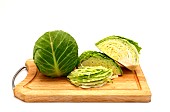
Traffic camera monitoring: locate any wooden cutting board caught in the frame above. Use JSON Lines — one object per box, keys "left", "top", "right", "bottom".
{"left": 13, "top": 59, "right": 151, "bottom": 102}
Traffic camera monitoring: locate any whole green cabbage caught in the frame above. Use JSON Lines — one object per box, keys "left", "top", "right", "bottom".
{"left": 33, "top": 30, "right": 78, "bottom": 77}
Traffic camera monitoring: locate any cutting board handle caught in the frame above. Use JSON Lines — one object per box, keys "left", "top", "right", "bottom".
{"left": 12, "top": 66, "right": 27, "bottom": 89}
{"left": 12, "top": 59, "right": 36, "bottom": 90}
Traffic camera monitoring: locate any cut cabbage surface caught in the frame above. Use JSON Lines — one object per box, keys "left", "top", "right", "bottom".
{"left": 96, "top": 36, "right": 142, "bottom": 70}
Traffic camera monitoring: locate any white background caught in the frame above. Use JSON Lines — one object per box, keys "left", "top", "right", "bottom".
{"left": 0, "top": 0, "right": 170, "bottom": 111}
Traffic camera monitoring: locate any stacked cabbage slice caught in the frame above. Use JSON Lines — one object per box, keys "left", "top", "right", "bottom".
{"left": 67, "top": 66, "right": 113, "bottom": 88}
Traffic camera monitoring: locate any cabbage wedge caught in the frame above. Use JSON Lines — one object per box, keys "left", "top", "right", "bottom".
{"left": 96, "top": 36, "right": 142, "bottom": 70}
{"left": 78, "top": 50, "right": 122, "bottom": 77}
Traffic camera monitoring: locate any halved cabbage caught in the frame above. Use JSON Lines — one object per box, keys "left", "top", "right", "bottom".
{"left": 78, "top": 50, "right": 122, "bottom": 77}
{"left": 95, "top": 36, "right": 142, "bottom": 70}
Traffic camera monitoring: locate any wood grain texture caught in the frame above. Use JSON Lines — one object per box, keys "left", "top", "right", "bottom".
{"left": 13, "top": 59, "right": 151, "bottom": 102}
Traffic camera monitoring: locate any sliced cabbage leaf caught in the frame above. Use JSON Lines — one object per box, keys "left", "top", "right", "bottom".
{"left": 78, "top": 50, "right": 122, "bottom": 77}
{"left": 33, "top": 30, "right": 78, "bottom": 77}
{"left": 67, "top": 66, "right": 113, "bottom": 88}
{"left": 95, "top": 36, "right": 141, "bottom": 70}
